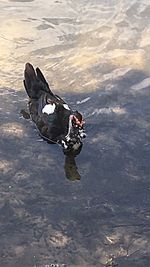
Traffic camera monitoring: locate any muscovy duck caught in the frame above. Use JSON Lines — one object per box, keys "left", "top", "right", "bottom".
{"left": 23, "top": 63, "right": 86, "bottom": 155}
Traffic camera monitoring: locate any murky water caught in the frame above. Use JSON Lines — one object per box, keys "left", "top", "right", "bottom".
{"left": 0, "top": 0, "right": 150, "bottom": 266}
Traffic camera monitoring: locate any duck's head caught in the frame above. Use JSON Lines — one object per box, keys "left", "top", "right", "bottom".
{"left": 61, "top": 111, "right": 86, "bottom": 156}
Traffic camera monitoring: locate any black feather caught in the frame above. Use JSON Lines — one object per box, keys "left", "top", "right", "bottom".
{"left": 36, "top": 67, "right": 53, "bottom": 95}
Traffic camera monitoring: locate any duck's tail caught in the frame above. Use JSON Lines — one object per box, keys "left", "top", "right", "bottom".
{"left": 23, "top": 63, "right": 53, "bottom": 99}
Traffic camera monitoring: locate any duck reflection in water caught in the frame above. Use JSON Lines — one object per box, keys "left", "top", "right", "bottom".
{"left": 64, "top": 144, "right": 82, "bottom": 181}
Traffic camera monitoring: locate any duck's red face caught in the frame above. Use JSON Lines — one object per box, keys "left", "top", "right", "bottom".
{"left": 72, "top": 115, "right": 85, "bottom": 127}
{"left": 61, "top": 111, "right": 86, "bottom": 155}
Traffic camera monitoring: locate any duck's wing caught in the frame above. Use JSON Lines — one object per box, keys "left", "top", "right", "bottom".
{"left": 24, "top": 63, "right": 36, "bottom": 98}
{"left": 36, "top": 67, "right": 54, "bottom": 96}
{"left": 23, "top": 63, "right": 54, "bottom": 99}
{"left": 54, "top": 94, "right": 66, "bottom": 104}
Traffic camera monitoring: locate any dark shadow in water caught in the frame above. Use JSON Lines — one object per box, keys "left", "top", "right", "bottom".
{"left": 64, "top": 155, "right": 81, "bottom": 181}
{"left": 0, "top": 69, "right": 150, "bottom": 267}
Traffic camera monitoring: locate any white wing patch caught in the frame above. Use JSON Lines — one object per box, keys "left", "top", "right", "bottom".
{"left": 42, "top": 103, "right": 56, "bottom": 115}
{"left": 63, "top": 104, "right": 70, "bottom": 110}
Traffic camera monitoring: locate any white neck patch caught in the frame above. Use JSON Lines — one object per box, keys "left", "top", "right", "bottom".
{"left": 65, "top": 115, "right": 73, "bottom": 141}
{"left": 42, "top": 103, "right": 56, "bottom": 115}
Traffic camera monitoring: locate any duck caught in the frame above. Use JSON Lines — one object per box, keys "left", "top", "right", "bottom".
{"left": 23, "top": 63, "right": 86, "bottom": 155}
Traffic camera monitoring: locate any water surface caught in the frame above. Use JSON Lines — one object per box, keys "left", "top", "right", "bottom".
{"left": 0, "top": 0, "right": 150, "bottom": 266}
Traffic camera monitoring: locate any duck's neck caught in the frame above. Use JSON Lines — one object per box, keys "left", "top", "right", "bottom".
{"left": 65, "top": 115, "right": 74, "bottom": 141}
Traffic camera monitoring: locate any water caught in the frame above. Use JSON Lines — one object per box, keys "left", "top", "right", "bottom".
{"left": 0, "top": 0, "right": 150, "bottom": 266}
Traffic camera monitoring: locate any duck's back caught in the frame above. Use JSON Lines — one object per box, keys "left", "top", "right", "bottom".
{"left": 24, "top": 63, "right": 72, "bottom": 142}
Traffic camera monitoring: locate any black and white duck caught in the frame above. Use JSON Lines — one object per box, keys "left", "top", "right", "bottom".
{"left": 23, "top": 63, "right": 86, "bottom": 155}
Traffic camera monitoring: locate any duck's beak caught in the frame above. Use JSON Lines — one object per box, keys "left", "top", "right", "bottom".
{"left": 62, "top": 141, "right": 83, "bottom": 156}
